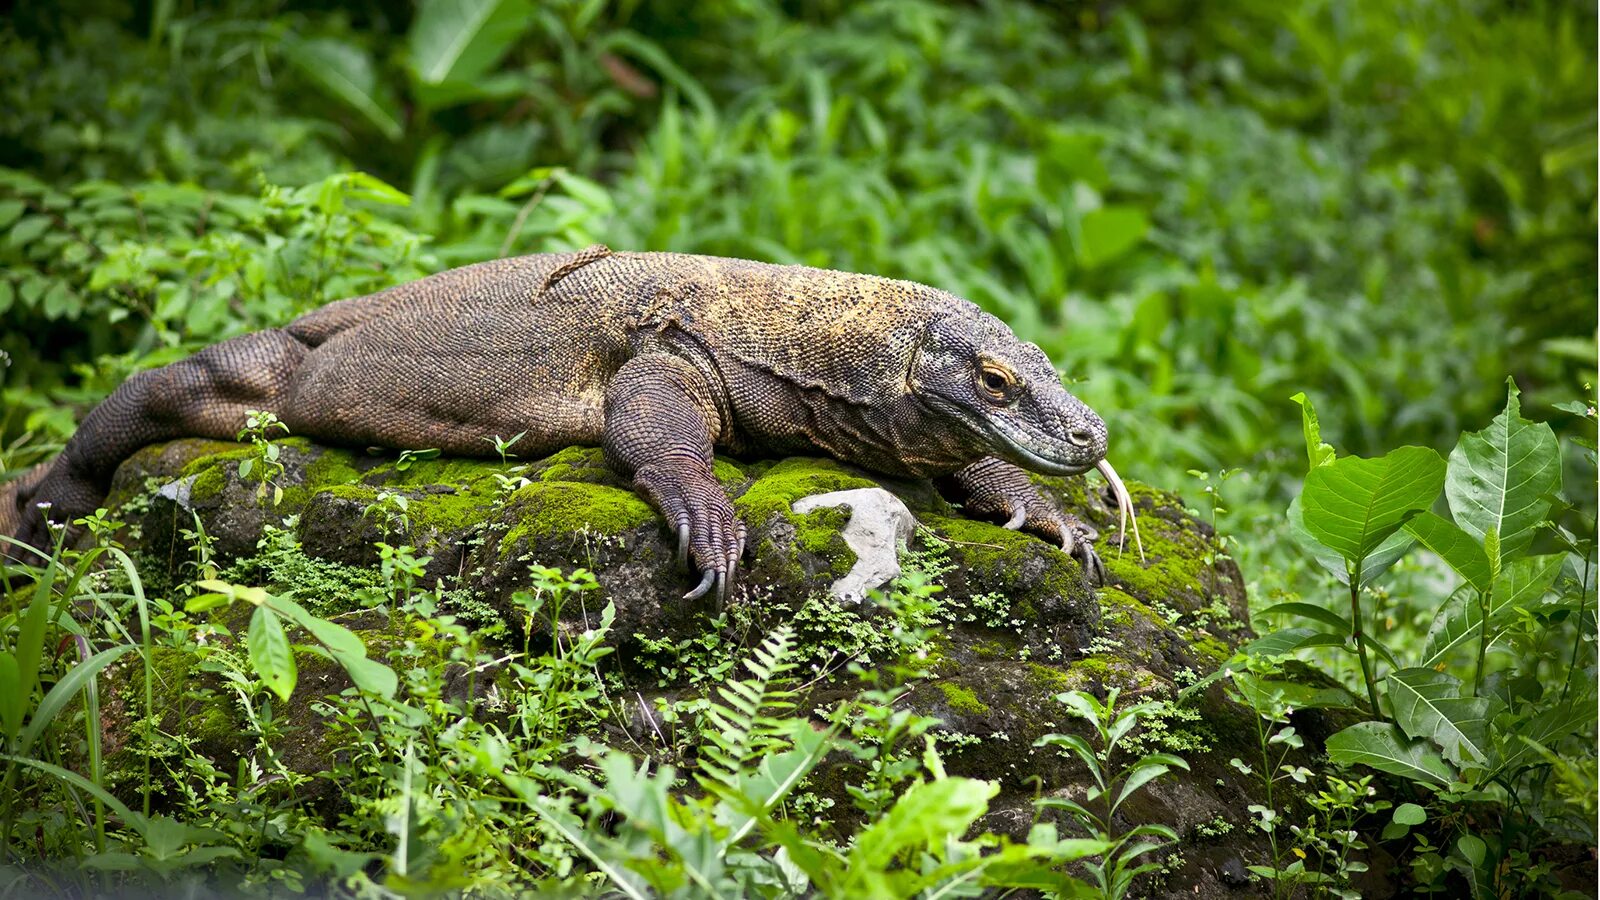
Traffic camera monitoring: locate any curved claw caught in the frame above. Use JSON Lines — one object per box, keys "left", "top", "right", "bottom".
{"left": 1003, "top": 507, "right": 1027, "bottom": 530}
{"left": 684, "top": 568, "right": 716, "bottom": 601}
{"left": 676, "top": 524, "right": 690, "bottom": 570}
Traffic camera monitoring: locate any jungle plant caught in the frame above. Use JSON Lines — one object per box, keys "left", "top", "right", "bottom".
{"left": 236, "top": 409, "right": 290, "bottom": 506}
{"left": 1034, "top": 688, "right": 1191, "bottom": 900}
{"left": 1252, "top": 385, "right": 1597, "bottom": 895}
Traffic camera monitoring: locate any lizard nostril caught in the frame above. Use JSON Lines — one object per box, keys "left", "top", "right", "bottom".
{"left": 1067, "top": 429, "right": 1094, "bottom": 447}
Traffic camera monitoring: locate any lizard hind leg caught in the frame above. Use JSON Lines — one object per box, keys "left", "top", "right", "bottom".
{"left": 7, "top": 329, "right": 310, "bottom": 558}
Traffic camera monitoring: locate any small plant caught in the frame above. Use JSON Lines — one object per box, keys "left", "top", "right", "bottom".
{"left": 236, "top": 410, "right": 290, "bottom": 506}
{"left": 1035, "top": 688, "right": 1190, "bottom": 900}
{"left": 394, "top": 447, "right": 440, "bottom": 471}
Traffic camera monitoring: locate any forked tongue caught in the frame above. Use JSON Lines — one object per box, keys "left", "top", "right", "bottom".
{"left": 1095, "top": 458, "right": 1145, "bottom": 563}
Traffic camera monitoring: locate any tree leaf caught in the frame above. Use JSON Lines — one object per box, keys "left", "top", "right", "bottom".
{"left": 1325, "top": 722, "right": 1455, "bottom": 785}
{"left": 1288, "top": 494, "right": 1416, "bottom": 584}
{"left": 1493, "top": 702, "right": 1598, "bottom": 776}
{"left": 1385, "top": 668, "right": 1492, "bottom": 766}
{"left": 1445, "top": 379, "right": 1561, "bottom": 562}
{"left": 1075, "top": 205, "right": 1148, "bottom": 269}
{"left": 846, "top": 777, "right": 997, "bottom": 877}
{"left": 1421, "top": 554, "right": 1565, "bottom": 667}
{"left": 408, "top": 0, "right": 536, "bottom": 90}
{"left": 1290, "top": 392, "right": 1336, "bottom": 470}
{"left": 1257, "top": 602, "right": 1351, "bottom": 635}
{"left": 281, "top": 37, "right": 404, "bottom": 142}
{"left": 1404, "top": 511, "right": 1492, "bottom": 593}
{"left": 247, "top": 606, "right": 297, "bottom": 702}
{"left": 1240, "top": 627, "right": 1346, "bottom": 658}
{"left": 1301, "top": 446, "right": 1445, "bottom": 568}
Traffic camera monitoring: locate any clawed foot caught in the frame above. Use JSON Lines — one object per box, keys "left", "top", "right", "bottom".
{"left": 955, "top": 458, "right": 1107, "bottom": 586}
{"left": 632, "top": 462, "right": 746, "bottom": 605}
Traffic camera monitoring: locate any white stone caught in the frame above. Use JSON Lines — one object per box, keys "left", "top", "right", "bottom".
{"left": 791, "top": 488, "right": 917, "bottom": 604}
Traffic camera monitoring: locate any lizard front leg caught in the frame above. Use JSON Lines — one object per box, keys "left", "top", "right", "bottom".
{"left": 949, "top": 457, "right": 1106, "bottom": 585}
{"left": 602, "top": 353, "right": 745, "bottom": 604}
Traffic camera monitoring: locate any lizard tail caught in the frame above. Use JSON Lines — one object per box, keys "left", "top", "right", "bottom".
{"left": 0, "top": 459, "right": 53, "bottom": 546}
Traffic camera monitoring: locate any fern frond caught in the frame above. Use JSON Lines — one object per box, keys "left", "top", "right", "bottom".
{"left": 696, "top": 626, "right": 798, "bottom": 796}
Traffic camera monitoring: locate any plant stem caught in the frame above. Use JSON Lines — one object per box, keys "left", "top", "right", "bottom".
{"left": 1473, "top": 587, "right": 1490, "bottom": 696}
{"left": 1558, "top": 555, "right": 1592, "bottom": 706}
{"left": 1348, "top": 570, "right": 1382, "bottom": 720}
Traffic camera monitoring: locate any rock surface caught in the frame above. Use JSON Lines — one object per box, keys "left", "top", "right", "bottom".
{"left": 90, "top": 437, "right": 1335, "bottom": 897}
{"left": 791, "top": 487, "right": 916, "bottom": 603}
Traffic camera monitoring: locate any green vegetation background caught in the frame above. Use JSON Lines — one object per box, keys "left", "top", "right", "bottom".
{"left": 1, "top": 0, "right": 1594, "bottom": 588}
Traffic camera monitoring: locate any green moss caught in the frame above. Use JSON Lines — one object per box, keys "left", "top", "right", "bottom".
{"left": 499, "top": 481, "right": 655, "bottom": 557}
{"left": 144, "top": 646, "right": 237, "bottom": 747}
{"left": 712, "top": 457, "right": 749, "bottom": 488}
{"left": 936, "top": 681, "right": 991, "bottom": 715}
{"left": 733, "top": 458, "right": 877, "bottom": 525}
{"left": 1026, "top": 662, "right": 1072, "bottom": 693}
{"left": 302, "top": 447, "right": 361, "bottom": 489}
{"left": 187, "top": 466, "right": 229, "bottom": 503}
{"left": 923, "top": 514, "right": 1093, "bottom": 611}
{"left": 1098, "top": 587, "right": 1162, "bottom": 630}
{"left": 793, "top": 506, "right": 858, "bottom": 578}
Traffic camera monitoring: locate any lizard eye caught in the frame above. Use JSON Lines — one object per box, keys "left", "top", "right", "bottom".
{"left": 978, "top": 364, "right": 1015, "bottom": 401}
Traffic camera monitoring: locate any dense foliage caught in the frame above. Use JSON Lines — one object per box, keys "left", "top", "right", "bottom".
{"left": 0, "top": 0, "right": 1594, "bottom": 896}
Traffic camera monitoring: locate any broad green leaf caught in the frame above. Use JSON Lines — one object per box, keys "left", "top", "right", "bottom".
{"left": 285, "top": 603, "right": 399, "bottom": 700}
{"left": 1421, "top": 554, "right": 1565, "bottom": 667}
{"left": 1240, "top": 627, "right": 1345, "bottom": 658}
{"left": 1257, "top": 601, "right": 1351, "bottom": 635}
{"left": 1393, "top": 802, "right": 1427, "bottom": 826}
{"left": 1493, "top": 702, "right": 1598, "bottom": 775}
{"left": 1231, "top": 672, "right": 1358, "bottom": 711}
{"left": 1385, "top": 668, "right": 1492, "bottom": 766}
{"left": 408, "top": 0, "right": 536, "bottom": 90}
{"left": 248, "top": 606, "right": 296, "bottom": 702}
{"left": 1301, "top": 446, "right": 1445, "bottom": 567}
{"left": 1445, "top": 379, "right": 1561, "bottom": 562}
{"left": 1404, "top": 512, "right": 1492, "bottom": 593}
{"left": 1288, "top": 494, "right": 1416, "bottom": 584}
{"left": 847, "top": 777, "right": 997, "bottom": 876}
{"left": 281, "top": 38, "right": 404, "bottom": 142}
{"left": 1290, "top": 392, "right": 1336, "bottom": 470}
{"left": 1075, "top": 205, "right": 1148, "bottom": 269}
{"left": 1325, "top": 722, "right": 1455, "bottom": 785}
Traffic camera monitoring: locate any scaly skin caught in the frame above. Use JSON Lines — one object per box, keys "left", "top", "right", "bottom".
{"left": 2, "top": 246, "right": 1111, "bottom": 600}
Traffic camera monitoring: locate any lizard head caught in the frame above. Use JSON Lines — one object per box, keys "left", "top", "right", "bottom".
{"left": 909, "top": 313, "right": 1108, "bottom": 475}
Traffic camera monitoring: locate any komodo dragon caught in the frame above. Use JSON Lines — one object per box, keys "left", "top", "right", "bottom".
{"left": 2, "top": 245, "right": 1143, "bottom": 600}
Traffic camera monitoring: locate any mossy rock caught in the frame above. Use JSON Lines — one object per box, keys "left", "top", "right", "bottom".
{"left": 94, "top": 438, "right": 1287, "bottom": 896}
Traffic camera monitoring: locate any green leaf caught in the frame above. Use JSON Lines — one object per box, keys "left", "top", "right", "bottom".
{"left": 281, "top": 37, "right": 404, "bottom": 142}
{"left": 408, "top": 0, "right": 536, "bottom": 90}
{"left": 1230, "top": 672, "right": 1358, "bottom": 711}
{"left": 1393, "top": 802, "right": 1427, "bottom": 826}
{"left": 0, "top": 199, "right": 24, "bottom": 230}
{"left": 1404, "top": 512, "right": 1492, "bottom": 593}
{"left": 1445, "top": 379, "right": 1561, "bottom": 562}
{"left": 1290, "top": 392, "right": 1336, "bottom": 470}
{"left": 1325, "top": 722, "right": 1455, "bottom": 785}
{"left": 1075, "top": 205, "right": 1149, "bottom": 269}
{"left": 1385, "top": 668, "right": 1492, "bottom": 766}
{"left": 1493, "top": 702, "right": 1597, "bottom": 775}
{"left": 0, "top": 652, "right": 22, "bottom": 742}
{"left": 1257, "top": 602, "right": 1351, "bottom": 635}
{"left": 1421, "top": 554, "right": 1565, "bottom": 667}
{"left": 1240, "top": 627, "right": 1346, "bottom": 658}
{"left": 1300, "top": 446, "right": 1445, "bottom": 567}
{"left": 846, "top": 777, "right": 997, "bottom": 878}
{"left": 17, "top": 644, "right": 138, "bottom": 759}
{"left": 1289, "top": 494, "right": 1416, "bottom": 584}
{"left": 247, "top": 606, "right": 296, "bottom": 702}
